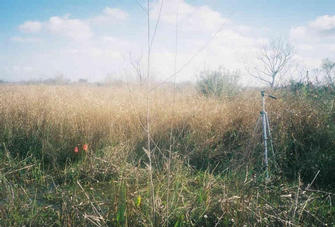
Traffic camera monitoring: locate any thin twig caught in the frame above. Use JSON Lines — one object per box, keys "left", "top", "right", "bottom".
{"left": 166, "top": 3, "right": 179, "bottom": 226}
{"left": 150, "top": 0, "right": 164, "bottom": 49}
{"left": 305, "top": 170, "right": 320, "bottom": 190}
{"left": 150, "top": 23, "right": 226, "bottom": 92}
{"left": 77, "top": 180, "right": 105, "bottom": 225}
{"left": 146, "top": 0, "right": 155, "bottom": 225}
{"left": 4, "top": 164, "right": 35, "bottom": 176}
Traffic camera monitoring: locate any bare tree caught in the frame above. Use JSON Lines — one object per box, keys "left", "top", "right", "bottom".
{"left": 249, "top": 39, "right": 294, "bottom": 88}
{"left": 128, "top": 53, "right": 145, "bottom": 85}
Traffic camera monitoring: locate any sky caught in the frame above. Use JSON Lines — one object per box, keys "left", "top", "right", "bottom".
{"left": 1, "top": 0, "right": 335, "bottom": 83}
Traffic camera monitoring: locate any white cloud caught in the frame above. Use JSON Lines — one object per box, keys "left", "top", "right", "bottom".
{"left": 18, "top": 16, "right": 94, "bottom": 41}
{"left": 151, "top": 0, "right": 228, "bottom": 33}
{"left": 12, "top": 7, "right": 134, "bottom": 81}
{"left": 8, "top": 2, "right": 335, "bottom": 86}
{"left": 19, "top": 21, "right": 42, "bottom": 33}
{"left": 289, "top": 15, "right": 335, "bottom": 68}
{"left": 11, "top": 36, "right": 42, "bottom": 43}
{"left": 2, "top": 65, "right": 41, "bottom": 81}
{"left": 290, "top": 15, "right": 335, "bottom": 41}
{"left": 46, "top": 16, "right": 93, "bottom": 41}
{"left": 103, "top": 7, "right": 128, "bottom": 20}
{"left": 90, "top": 7, "right": 128, "bottom": 25}
{"left": 17, "top": 7, "right": 128, "bottom": 42}
{"left": 290, "top": 26, "right": 307, "bottom": 40}
{"left": 309, "top": 15, "right": 335, "bottom": 34}
{"left": 147, "top": 0, "right": 265, "bottom": 83}
{"left": 9, "top": 1, "right": 266, "bottom": 83}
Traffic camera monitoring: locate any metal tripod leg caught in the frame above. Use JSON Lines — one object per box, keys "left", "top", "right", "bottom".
{"left": 265, "top": 112, "right": 279, "bottom": 170}
{"left": 253, "top": 111, "right": 276, "bottom": 179}
{"left": 261, "top": 111, "right": 269, "bottom": 179}
{"left": 260, "top": 90, "right": 277, "bottom": 180}
{"left": 265, "top": 112, "right": 275, "bottom": 158}
{"left": 253, "top": 116, "right": 261, "bottom": 137}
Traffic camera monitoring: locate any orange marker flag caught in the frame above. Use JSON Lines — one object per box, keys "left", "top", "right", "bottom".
{"left": 83, "top": 144, "right": 88, "bottom": 152}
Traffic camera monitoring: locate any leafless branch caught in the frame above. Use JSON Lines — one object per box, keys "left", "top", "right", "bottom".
{"left": 250, "top": 38, "right": 294, "bottom": 88}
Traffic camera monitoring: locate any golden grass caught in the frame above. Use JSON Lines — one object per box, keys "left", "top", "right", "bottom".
{"left": 0, "top": 84, "right": 329, "bottom": 172}
{"left": 0, "top": 84, "right": 334, "bottom": 226}
{"left": 0, "top": 85, "right": 258, "bottom": 160}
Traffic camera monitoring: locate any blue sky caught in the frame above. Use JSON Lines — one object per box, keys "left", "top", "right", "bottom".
{"left": 2, "top": 0, "right": 335, "bottom": 35}
{"left": 2, "top": 0, "right": 334, "bottom": 30}
{"left": 1, "top": 0, "right": 335, "bottom": 83}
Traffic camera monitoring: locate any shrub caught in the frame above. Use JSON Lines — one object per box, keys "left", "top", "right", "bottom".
{"left": 196, "top": 67, "right": 240, "bottom": 98}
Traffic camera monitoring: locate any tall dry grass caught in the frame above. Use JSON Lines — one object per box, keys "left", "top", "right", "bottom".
{"left": 0, "top": 84, "right": 334, "bottom": 226}
{"left": 0, "top": 85, "right": 256, "bottom": 166}
{"left": 0, "top": 84, "right": 333, "bottom": 182}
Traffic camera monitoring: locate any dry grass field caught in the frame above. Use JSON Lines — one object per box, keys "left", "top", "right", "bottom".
{"left": 0, "top": 84, "right": 334, "bottom": 226}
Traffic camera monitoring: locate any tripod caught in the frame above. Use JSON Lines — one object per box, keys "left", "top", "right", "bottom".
{"left": 255, "top": 91, "right": 277, "bottom": 179}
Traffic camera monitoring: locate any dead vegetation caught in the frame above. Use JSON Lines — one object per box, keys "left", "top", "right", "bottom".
{"left": 0, "top": 84, "right": 334, "bottom": 226}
